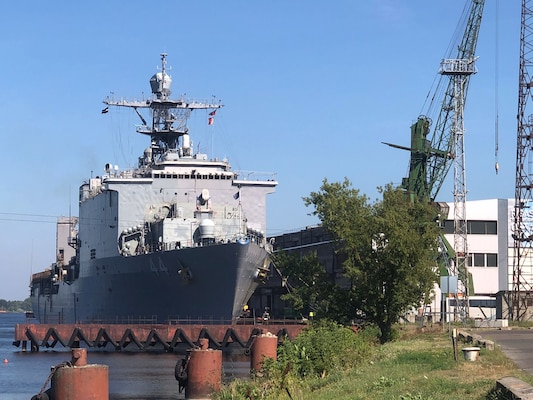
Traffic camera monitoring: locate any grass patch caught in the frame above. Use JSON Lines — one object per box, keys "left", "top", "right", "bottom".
{"left": 216, "top": 324, "right": 533, "bottom": 400}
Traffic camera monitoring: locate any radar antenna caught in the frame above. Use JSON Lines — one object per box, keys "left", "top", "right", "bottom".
{"left": 102, "top": 53, "right": 223, "bottom": 164}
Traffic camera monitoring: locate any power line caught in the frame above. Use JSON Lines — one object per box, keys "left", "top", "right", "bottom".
{"left": 0, "top": 212, "right": 59, "bottom": 219}
{"left": 0, "top": 218, "right": 57, "bottom": 224}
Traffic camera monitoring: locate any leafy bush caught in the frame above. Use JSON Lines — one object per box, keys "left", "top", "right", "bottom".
{"left": 275, "top": 320, "right": 373, "bottom": 378}
{"left": 216, "top": 320, "right": 376, "bottom": 399}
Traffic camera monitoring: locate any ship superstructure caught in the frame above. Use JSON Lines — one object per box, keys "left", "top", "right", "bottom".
{"left": 30, "top": 54, "right": 277, "bottom": 324}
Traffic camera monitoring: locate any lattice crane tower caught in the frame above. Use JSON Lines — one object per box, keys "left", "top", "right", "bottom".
{"left": 441, "top": 56, "right": 477, "bottom": 319}
{"left": 512, "top": 0, "right": 533, "bottom": 321}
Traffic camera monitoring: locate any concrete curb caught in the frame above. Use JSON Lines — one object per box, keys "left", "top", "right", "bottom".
{"left": 497, "top": 376, "right": 533, "bottom": 400}
{"left": 457, "top": 330, "right": 495, "bottom": 350}
{"left": 457, "top": 330, "right": 533, "bottom": 399}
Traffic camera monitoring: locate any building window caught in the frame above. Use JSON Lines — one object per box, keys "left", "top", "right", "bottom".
{"left": 443, "top": 220, "right": 453, "bottom": 234}
{"left": 473, "top": 253, "right": 485, "bottom": 267}
{"left": 443, "top": 220, "right": 497, "bottom": 235}
{"left": 486, "top": 221, "right": 497, "bottom": 234}
{"left": 468, "top": 220, "right": 497, "bottom": 234}
{"left": 486, "top": 253, "right": 498, "bottom": 267}
{"left": 468, "top": 253, "right": 498, "bottom": 268}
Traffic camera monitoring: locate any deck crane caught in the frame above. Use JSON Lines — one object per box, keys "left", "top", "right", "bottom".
{"left": 384, "top": 0, "right": 484, "bottom": 321}
{"left": 512, "top": 0, "right": 533, "bottom": 320}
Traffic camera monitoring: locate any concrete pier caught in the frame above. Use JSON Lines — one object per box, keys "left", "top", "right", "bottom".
{"left": 13, "top": 322, "right": 307, "bottom": 352}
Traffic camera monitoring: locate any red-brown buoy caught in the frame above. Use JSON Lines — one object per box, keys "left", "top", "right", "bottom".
{"left": 251, "top": 332, "right": 278, "bottom": 371}
{"left": 185, "top": 338, "right": 222, "bottom": 399}
{"left": 51, "top": 348, "right": 108, "bottom": 400}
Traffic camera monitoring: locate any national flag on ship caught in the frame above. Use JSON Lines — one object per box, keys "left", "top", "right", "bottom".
{"left": 208, "top": 109, "right": 217, "bottom": 125}
{"left": 233, "top": 191, "right": 240, "bottom": 200}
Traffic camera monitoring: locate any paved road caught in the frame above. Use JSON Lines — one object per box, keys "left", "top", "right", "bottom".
{"left": 478, "top": 329, "right": 533, "bottom": 374}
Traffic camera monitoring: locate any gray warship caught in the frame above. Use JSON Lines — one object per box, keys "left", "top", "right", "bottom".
{"left": 30, "top": 53, "right": 277, "bottom": 324}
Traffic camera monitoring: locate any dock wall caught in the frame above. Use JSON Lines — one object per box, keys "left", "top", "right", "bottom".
{"left": 13, "top": 323, "right": 307, "bottom": 352}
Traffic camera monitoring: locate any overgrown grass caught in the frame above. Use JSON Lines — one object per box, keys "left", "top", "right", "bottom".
{"left": 215, "top": 323, "right": 533, "bottom": 400}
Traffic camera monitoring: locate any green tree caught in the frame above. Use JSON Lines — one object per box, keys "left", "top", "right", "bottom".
{"left": 304, "top": 179, "right": 440, "bottom": 343}
{"left": 273, "top": 252, "right": 353, "bottom": 323}
{"left": 0, "top": 298, "right": 32, "bottom": 312}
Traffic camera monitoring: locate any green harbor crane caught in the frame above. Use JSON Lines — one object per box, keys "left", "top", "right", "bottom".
{"left": 384, "top": 0, "right": 485, "bottom": 321}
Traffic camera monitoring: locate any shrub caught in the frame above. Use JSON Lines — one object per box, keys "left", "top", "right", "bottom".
{"left": 274, "top": 320, "right": 373, "bottom": 378}
{"left": 215, "top": 320, "right": 377, "bottom": 399}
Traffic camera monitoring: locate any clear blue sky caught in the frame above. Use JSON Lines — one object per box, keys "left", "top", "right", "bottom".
{"left": 0, "top": 1, "right": 519, "bottom": 300}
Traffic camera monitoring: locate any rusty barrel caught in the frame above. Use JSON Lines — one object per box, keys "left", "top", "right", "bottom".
{"left": 51, "top": 348, "right": 108, "bottom": 400}
{"left": 251, "top": 332, "right": 278, "bottom": 371}
{"left": 186, "top": 338, "right": 222, "bottom": 399}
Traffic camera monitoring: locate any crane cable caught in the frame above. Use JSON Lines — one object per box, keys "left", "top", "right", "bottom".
{"left": 495, "top": 0, "right": 500, "bottom": 175}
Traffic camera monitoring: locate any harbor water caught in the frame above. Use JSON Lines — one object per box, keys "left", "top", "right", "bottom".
{"left": 0, "top": 313, "right": 250, "bottom": 399}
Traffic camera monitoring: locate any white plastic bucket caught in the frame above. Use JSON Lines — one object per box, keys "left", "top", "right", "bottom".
{"left": 462, "top": 347, "right": 480, "bottom": 361}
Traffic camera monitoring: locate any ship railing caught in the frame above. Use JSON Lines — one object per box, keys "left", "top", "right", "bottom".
{"left": 104, "top": 96, "right": 222, "bottom": 109}
{"left": 233, "top": 170, "right": 277, "bottom": 182}
{"left": 166, "top": 316, "right": 233, "bottom": 325}
{"left": 165, "top": 316, "right": 309, "bottom": 326}
{"left": 144, "top": 232, "right": 267, "bottom": 255}
{"left": 86, "top": 315, "right": 159, "bottom": 324}
{"left": 235, "top": 316, "right": 309, "bottom": 326}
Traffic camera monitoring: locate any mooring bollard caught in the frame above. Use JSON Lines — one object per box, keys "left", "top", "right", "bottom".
{"left": 51, "top": 348, "right": 109, "bottom": 400}
{"left": 250, "top": 331, "right": 278, "bottom": 372}
{"left": 182, "top": 338, "right": 222, "bottom": 399}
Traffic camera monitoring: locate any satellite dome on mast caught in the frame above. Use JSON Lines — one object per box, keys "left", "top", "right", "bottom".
{"left": 149, "top": 53, "right": 172, "bottom": 98}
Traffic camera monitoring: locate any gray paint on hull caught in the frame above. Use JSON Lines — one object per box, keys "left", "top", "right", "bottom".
{"left": 32, "top": 241, "right": 267, "bottom": 324}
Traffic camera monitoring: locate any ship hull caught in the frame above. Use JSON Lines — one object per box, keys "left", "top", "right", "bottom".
{"left": 31, "top": 240, "right": 267, "bottom": 324}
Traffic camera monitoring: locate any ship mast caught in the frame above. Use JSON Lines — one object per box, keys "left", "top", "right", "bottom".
{"left": 103, "top": 53, "right": 223, "bottom": 164}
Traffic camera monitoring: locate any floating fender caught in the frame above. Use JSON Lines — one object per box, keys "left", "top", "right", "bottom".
{"left": 176, "top": 370, "right": 188, "bottom": 383}
{"left": 175, "top": 358, "right": 188, "bottom": 381}
{"left": 175, "top": 358, "right": 188, "bottom": 393}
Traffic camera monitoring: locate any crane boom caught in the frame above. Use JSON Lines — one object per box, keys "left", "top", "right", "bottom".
{"left": 427, "top": 2, "right": 484, "bottom": 201}
{"left": 385, "top": 1, "right": 484, "bottom": 201}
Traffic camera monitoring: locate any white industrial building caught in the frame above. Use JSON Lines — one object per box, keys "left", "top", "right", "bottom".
{"left": 444, "top": 199, "right": 505, "bottom": 295}
{"left": 427, "top": 198, "right": 533, "bottom": 321}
